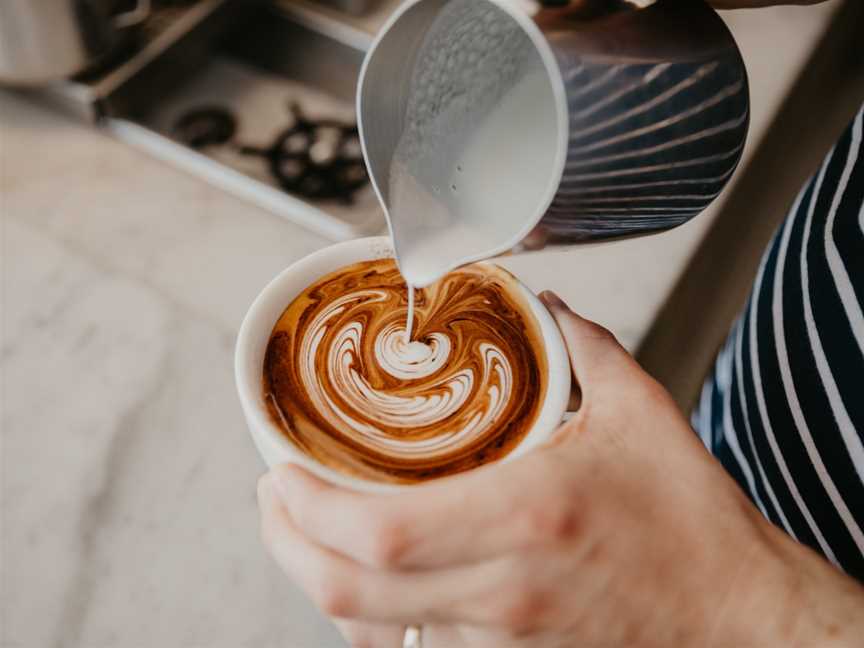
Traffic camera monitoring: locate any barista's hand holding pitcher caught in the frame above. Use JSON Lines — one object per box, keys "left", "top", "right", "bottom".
{"left": 257, "top": 292, "right": 864, "bottom": 648}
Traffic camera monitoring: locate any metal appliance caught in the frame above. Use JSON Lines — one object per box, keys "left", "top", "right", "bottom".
{"left": 0, "top": 0, "right": 152, "bottom": 84}
{"left": 358, "top": 0, "right": 749, "bottom": 250}
{"left": 12, "top": 0, "right": 389, "bottom": 239}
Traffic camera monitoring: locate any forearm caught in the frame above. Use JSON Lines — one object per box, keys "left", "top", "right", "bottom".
{"left": 781, "top": 546, "right": 864, "bottom": 646}
{"left": 728, "top": 524, "right": 864, "bottom": 647}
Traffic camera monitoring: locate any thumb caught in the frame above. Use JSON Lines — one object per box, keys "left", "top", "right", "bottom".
{"left": 539, "top": 291, "right": 638, "bottom": 399}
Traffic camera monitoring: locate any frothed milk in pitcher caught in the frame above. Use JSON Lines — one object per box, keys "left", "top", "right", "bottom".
{"left": 375, "top": 0, "right": 564, "bottom": 290}
{"left": 359, "top": 0, "right": 749, "bottom": 336}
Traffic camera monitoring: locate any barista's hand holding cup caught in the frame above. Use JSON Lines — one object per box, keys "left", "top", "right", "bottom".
{"left": 236, "top": 236, "right": 571, "bottom": 492}
{"left": 243, "top": 246, "right": 864, "bottom": 648}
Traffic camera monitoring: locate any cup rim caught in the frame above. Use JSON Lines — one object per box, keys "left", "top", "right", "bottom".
{"left": 235, "top": 236, "right": 571, "bottom": 493}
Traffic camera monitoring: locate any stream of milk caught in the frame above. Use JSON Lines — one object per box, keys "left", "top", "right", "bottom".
{"left": 381, "top": 0, "right": 560, "bottom": 340}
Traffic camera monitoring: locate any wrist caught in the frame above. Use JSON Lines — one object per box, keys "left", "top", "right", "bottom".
{"left": 723, "top": 522, "right": 864, "bottom": 647}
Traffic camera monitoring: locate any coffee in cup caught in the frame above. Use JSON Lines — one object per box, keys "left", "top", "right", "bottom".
{"left": 236, "top": 237, "right": 570, "bottom": 492}
{"left": 263, "top": 258, "right": 547, "bottom": 484}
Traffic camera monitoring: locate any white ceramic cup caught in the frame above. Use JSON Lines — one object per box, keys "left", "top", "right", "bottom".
{"left": 235, "top": 236, "right": 571, "bottom": 493}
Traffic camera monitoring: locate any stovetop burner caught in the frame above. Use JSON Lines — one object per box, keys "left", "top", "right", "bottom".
{"left": 173, "top": 101, "right": 368, "bottom": 204}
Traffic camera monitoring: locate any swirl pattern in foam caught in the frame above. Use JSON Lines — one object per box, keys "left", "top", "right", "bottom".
{"left": 263, "top": 259, "right": 547, "bottom": 483}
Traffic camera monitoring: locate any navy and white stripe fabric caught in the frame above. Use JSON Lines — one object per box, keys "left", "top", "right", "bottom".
{"left": 693, "top": 104, "right": 864, "bottom": 582}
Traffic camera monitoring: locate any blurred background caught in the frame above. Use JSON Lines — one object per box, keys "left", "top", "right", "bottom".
{"left": 1, "top": 0, "right": 863, "bottom": 646}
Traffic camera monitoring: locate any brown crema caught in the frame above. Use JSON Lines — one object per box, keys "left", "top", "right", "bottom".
{"left": 263, "top": 258, "right": 547, "bottom": 484}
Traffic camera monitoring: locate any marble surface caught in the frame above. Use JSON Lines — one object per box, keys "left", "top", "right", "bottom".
{"left": 1, "top": 91, "right": 345, "bottom": 648}
{"left": 0, "top": 3, "right": 840, "bottom": 647}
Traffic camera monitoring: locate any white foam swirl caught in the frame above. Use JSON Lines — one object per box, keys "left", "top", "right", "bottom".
{"left": 375, "top": 322, "right": 450, "bottom": 379}
{"left": 295, "top": 289, "right": 515, "bottom": 459}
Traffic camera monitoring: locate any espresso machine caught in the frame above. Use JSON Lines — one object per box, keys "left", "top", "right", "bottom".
{"left": 1, "top": 0, "right": 390, "bottom": 239}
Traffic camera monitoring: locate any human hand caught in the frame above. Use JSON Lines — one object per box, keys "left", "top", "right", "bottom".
{"left": 257, "top": 292, "right": 864, "bottom": 647}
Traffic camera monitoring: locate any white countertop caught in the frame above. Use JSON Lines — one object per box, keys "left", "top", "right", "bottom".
{"left": 0, "top": 2, "right": 841, "bottom": 647}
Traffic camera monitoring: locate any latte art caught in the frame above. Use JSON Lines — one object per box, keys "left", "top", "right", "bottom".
{"left": 264, "top": 259, "right": 546, "bottom": 483}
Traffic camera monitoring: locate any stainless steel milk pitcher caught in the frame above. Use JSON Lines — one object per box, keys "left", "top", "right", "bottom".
{"left": 358, "top": 0, "right": 749, "bottom": 248}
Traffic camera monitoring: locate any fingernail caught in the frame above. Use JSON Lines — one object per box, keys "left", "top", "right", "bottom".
{"left": 540, "top": 290, "right": 565, "bottom": 309}
{"left": 271, "top": 463, "right": 299, "bottom": 506}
